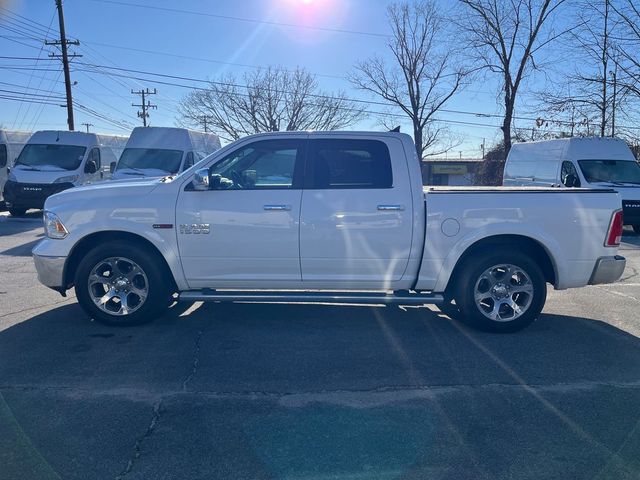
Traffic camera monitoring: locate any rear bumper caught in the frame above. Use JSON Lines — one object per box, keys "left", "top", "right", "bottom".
{"left": 33, "top": 253, "right": 66, "bottom": 289}
{"left": 589, "top": 255, "right": 626, "bottom": 285}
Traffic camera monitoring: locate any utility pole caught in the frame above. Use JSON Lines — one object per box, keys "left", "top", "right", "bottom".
{"left": 81, "top": 122, "right": 93, "bottom": 133}
{"left": 481, "top": 138, "right": 485, "bottom": 158}
{"left": 131, "top": 88, "right": 157, "bottom": 126}
{"left": 198, "top": 116, "right": 212, "bottom": 133}
{"left": 46, "top": 0, "right": 80, "bottom": 131}
{"left": 610, "top": 69, "right": 617, "bottom": 138}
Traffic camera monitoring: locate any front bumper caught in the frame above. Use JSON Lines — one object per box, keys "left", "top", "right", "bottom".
{"left": 589, "top": 255, "right": 626, "bottom": 285}
{"left": 33, "top": 253, "right": 66, "bottom": 289}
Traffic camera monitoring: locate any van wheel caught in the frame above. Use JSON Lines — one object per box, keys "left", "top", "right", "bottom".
{"left": 454, "top": 251, "right": 546, "bottom": 333}
{"left": 9, "top": 208, "right": 26, "bottom": 217}
{"left": 74, "top": 241, "right": 170, "bottom": 326}
{"left": 633, "top": 225, "right": 640, "bottom": 235}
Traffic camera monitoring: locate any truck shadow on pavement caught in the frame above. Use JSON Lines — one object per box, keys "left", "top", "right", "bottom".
{"left": 1, "top": 302, "right": 639, "bottom": 480}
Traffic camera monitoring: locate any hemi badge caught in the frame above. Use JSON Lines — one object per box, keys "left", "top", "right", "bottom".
{"left": 152, "top": 224, "right": 174, "bottom": 229}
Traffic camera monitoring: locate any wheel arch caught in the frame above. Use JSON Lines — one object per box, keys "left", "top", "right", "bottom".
{"left": 63, "top": 230, "right": 178, "bottom": 291}
{"left": 444, "top": 234, "right": 557, "bottom": 297}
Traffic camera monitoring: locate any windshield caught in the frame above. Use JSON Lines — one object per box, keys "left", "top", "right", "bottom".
{"left": 578, "top": 159, "right": 640, "bottom": 184}
{"left": 117, "top": 148, "right": 184, "bottom": 174}
{"left": 15, "top": 144, "right": 86, "bottom": 171}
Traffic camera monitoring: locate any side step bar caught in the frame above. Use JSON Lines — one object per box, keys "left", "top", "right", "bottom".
{"left": 179, "top": 290, "right": 444, "bottom": 305}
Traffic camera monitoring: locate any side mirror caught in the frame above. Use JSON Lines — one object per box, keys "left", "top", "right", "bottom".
{"left": 84, "top": 160, "right": 98, "bottom": 174}
{"left": 109, "top": 162, "right": 116, "bottom": 174}
{"left": 192, "top": 168, "right": 210, "bottom": 191}
{"left": 564, "top": 173, "right": 580, "bottom": 188}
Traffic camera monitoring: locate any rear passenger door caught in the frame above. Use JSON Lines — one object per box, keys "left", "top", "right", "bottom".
{"left": 299, "top": 136, "right": 414, "bottom": 288}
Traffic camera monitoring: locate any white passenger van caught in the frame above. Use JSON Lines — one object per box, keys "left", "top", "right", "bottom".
{"left": 3, "top": 130, "right": 128, "bottom": 216}
{"left": 0, "top": 130, "right": 32, "bottom": 207}
{"left": 111, "top": 127, "right": 221, "bottom": 180}
{"left": 503, "top": 137, "right": 640, "bottom": 232}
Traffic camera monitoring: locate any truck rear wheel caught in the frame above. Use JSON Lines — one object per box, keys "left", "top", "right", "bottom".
{"left": 453, "top": 251, "right": 546, "bottom": 333}
{"left": 74, "top": 241, "right": 171, "bottom": 326}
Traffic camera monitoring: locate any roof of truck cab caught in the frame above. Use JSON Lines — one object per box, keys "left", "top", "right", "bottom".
{"left": 510, "top": 137, "right": 635, "bottom": 161}
{"left": 125, "top": 127, "right": 221, "bottom": 152}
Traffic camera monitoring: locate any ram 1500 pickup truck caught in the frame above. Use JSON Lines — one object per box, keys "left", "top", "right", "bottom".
{"left": 32, "top": 131, "right": 626, "bottom": 332}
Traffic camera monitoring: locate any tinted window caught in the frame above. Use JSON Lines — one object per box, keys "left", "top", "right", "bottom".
{"left": 308, "top": 139, "right": 392, "bottom": 189}
{"left": 0, "top": 144, "right": 6, "bottom": 168}
{"left": 561, "top": 161, "right": 580, "bottom": 187}
{"left": 210, "top": 139, "right": 303, "bottom": 189}
{"left": 16, "top": 144, "right": 87, "bottom": 171}
{"left": 184, "top": 152, "right": 195, "bottom": 170}
{"left": 578, "top": 159, "right": 640, "bottom": 184}
{"left": 117, "top": 148, "right": 184, "bottom": 174}
{"left": 89, "top": 148, "right": 101, "bottom": 169}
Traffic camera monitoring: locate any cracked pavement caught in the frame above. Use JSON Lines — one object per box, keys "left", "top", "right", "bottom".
{"left": 1, "top": 212, "right": 640, "bottom": 480}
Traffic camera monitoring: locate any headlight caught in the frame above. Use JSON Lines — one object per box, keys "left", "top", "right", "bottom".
{"left": 43, "top": 211, "right": 69, "bottom": 239}
{"left": 53, "top": 175, "right": 79, "bottom": 184}
{"left": 7, "top": 171, "right": 16, "bottom": 182}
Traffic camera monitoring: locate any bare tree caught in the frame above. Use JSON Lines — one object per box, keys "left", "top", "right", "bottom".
{"left": 177, "top": 66, "right": 364, "bottom": 142}
{"left": 612, "top": 0, "right": 640, "bottom": 97}
{"left": 350, "top": 1, "right": 466, "bottom": 160}
{"left": 458, "top": 0, "right": 567, "bottom": 152}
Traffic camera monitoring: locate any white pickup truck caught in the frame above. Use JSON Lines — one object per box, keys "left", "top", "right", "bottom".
{"left": 32, "top": 131, "right": 626, "bottom": 332}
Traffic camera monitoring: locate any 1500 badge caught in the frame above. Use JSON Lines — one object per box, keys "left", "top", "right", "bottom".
{"left": 179, "top": 223, "right": 210, "bottom": 234}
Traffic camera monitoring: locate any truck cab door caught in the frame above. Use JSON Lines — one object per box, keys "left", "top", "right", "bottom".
{"left": 299, "top": 136, "right": 413, "bottom": 289}
{"left": 175, "top": 138, "right": 306, "bottom": 289}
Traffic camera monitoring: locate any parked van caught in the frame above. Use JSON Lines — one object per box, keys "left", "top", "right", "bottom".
{"left": 0, "top": 130, "right": 32, "bottom": 207}
{"left": 111, "top": 127, "right": 221, "bottom": 180}
{"left": 503, "top": 137, "right": 640, "bottom": 232}
{"left": 3, "top": 130, "right": 128, "bottom": 216}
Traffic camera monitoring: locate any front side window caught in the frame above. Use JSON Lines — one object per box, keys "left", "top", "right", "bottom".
{"left": 210, "top": 139, "right": 303, "bottom": 190}
{"left": 117, "top": 148, "right": 184, "bottom": 174}
{"left": 561, "top": 161, "right": 580, "bottom": 187}
{"left": 15, "top": 144, "right": 87, "bottom": 171}
{"left": 578, "top": 159, "right": 640, "bottom": 184}
{"left": 89, "top": 148, "right": 101, "bottom": 169}
{"left": 184, "top": 152, "right": 195, "bottom": 170}
{"left": 307, "top": 139, "right": 393, "bottom": 189}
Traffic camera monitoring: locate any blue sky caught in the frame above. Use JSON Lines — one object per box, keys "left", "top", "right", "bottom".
{"left": 0, "top": 0, "right": 515, "bottom": 156}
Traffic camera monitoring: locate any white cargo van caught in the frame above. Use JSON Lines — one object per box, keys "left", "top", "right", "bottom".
{"left": 0, "top": 130, "right": 32, "bottom": 207}
{"left": 3, "top": 130, "right": 128, "bottom": 216}
{"left": 111, "top": 127, "right": 221, "bottom": 180}
{"left": 503, "top": 138, "right": 640, "bottom": 232}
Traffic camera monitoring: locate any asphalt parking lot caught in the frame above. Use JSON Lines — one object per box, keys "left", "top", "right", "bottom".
{"left": 1, "top": 211, "right": 640, "bottom": 480}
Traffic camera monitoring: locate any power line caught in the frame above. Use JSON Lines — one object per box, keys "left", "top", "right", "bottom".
{"left": 88, "top": 0, "right": 390, "bottom": 38}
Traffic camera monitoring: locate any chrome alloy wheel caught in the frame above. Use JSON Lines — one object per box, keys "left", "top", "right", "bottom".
{"left": 88, "top": 257, "right": 149, "bottom": 316}
{"left": 474, "top": 263, "right": 534, "bottom": 322}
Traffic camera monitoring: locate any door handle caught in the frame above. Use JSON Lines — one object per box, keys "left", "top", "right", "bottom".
{"left": 377, "top": 204, "right": 405, "bottom": 211}
{"left": 263, "top": 204, "right": 291, "bottom": 211}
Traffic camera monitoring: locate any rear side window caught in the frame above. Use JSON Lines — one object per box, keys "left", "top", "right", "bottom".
{"left": 307, "top": 139, "right": 393, "bottom": 189}
{"left": 0, "top": 144, "right": 6, "bottom": 168}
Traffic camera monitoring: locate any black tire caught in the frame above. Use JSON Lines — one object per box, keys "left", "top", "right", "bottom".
{"left": 453, "top": 250, "right": 546, "bottom": 333}
{"left": 9, "top": 207, "right": 27, "bottom": 217}
{"left": 633, "top": 225, "right": 640, "bottom": 235}
{"left": 74, "top": 241, "right": 171, "bottom": 326}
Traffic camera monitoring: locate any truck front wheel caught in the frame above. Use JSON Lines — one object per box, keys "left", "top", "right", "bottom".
{"left": 74, "top": 241, "right": 171, "bottom": 326}
{"left": 454, "top": 251, "right": 546, "bottom": 333}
